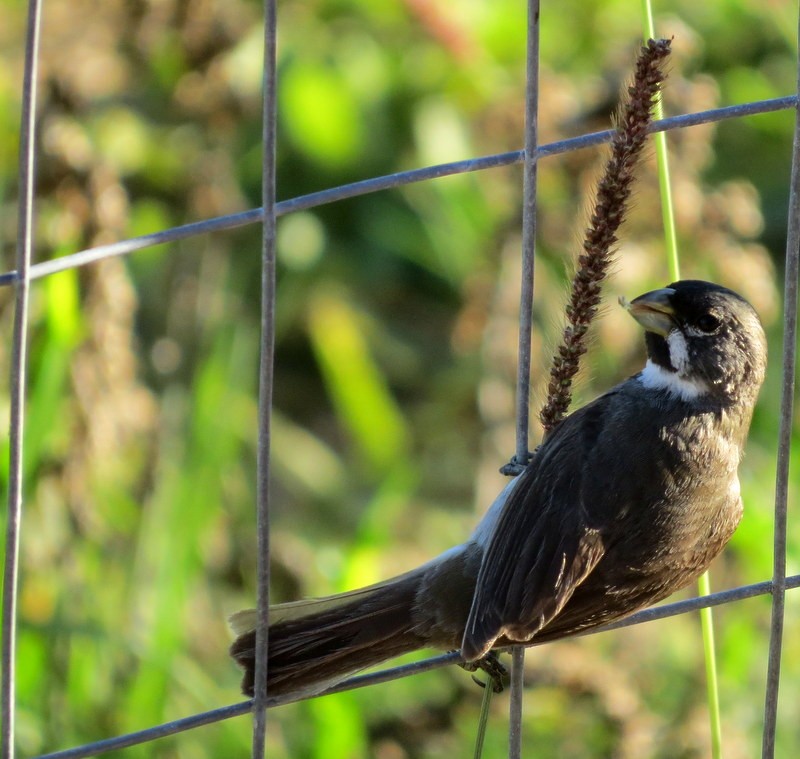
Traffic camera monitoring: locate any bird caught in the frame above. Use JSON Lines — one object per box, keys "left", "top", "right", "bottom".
{"left": 229, "top": 279, "right": 767, "bottom": 701}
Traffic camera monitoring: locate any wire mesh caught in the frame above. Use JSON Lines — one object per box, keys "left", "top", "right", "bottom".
{"left": 1, "top": 1, "right": 798, "bottom": 758}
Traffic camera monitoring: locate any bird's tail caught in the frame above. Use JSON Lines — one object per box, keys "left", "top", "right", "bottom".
{"left": 229, "top": 568, "right": 427, "bottom": 701}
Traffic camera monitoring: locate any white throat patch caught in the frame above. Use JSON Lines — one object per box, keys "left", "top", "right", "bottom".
{"left": 666, "top": 329, "right": 690, "bottom": 373}
{"left": 639, "top": 359, "right": 708, "bottom": 401}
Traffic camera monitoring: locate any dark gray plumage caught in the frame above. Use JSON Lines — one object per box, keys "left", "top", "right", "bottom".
{"left": 230, "top": 280, "right": 767, "bottom": 700}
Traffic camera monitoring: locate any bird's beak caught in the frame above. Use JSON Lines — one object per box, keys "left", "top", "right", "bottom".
{"left": 619, "top": 287, "right": 677, "bottom": 337}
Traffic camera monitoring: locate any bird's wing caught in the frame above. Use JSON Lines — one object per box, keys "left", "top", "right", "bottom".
{"left": 461, "top": 393, "right": 616, "bottom": 661}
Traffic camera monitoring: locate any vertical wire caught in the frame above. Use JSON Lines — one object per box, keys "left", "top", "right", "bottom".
{"left": 508, "top": 647, "right": 526, "bottom": 759}
{"left": 1, "top": 1, "right": 43, "bottom": 757}
{"left": 513, "top": 0, "right": 540, "bottom": 467}
{"left": 251, "top": 0, "right": 278, "bottom": 755}
{"left": 509, "top": 1, "right": 540, "bottom": 757}
{"left": 761, "top": 10, "right": 800, "bottom": 757}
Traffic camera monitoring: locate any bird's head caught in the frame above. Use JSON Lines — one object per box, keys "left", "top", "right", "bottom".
{"left": 622, "top": 280, "right": 767, "bottom": 407}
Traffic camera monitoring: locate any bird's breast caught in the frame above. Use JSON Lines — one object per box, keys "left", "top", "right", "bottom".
{"left": 592, "top": 403, "right": 742, "bottom": 555}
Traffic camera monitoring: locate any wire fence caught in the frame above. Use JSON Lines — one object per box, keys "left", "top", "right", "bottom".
{"left": 1, "top": 1, "right": 798, "bottom": 758}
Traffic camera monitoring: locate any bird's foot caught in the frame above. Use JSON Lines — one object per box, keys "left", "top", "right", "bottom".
{"left": 459, "top": 651, "right": 508, "bottom": 693}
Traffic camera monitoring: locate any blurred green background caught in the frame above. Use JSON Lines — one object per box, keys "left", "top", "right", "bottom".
{"left": 0, "top": 0, "right": 798, "bottom": 756}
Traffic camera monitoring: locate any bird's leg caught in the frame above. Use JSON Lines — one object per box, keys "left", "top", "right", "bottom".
{"left": 458, "top": 651, "right": 509, "bottom": 693}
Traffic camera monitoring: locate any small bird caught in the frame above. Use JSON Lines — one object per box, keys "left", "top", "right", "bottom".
{"left": 230, "top": 280, "right": 767, "bottom": 701}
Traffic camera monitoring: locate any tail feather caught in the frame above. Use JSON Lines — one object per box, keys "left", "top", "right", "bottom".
{"left": 230, "top": 569, "right": 426, "bottom": 700}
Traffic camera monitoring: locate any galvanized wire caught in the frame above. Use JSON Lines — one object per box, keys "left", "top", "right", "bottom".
{"left": 514, "top": 0, "right": 540, "bottom": 469}
{"left": 1, "top": 3, "right": 798, "bottom": 758}
{"left": 251, "top": 0, "right": 278, "bottom": 756}
{"left": 0, "top": 97, "right": 793, "bottom": 290}
{"left": 508, "top": 0, "right": 541, "bottom": 754}
{"left": 761, "top": 12, "right": 800, "bottom": 758}
{"left": 1, "top": 1, "right": 42, "bottom": 758}
{"left": 35, "top": 703, "right": 252, "bottom": 759}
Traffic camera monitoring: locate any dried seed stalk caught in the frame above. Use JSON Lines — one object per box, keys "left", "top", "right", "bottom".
{"left": 538, "top": 38, "right": 672, "bottom": 433}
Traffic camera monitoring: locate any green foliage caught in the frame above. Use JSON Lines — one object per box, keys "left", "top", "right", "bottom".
{"left": 0, "top": 0, "right": 797, "bottom": 756}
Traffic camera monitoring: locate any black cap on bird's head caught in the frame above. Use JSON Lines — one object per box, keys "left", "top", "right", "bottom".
{"left": 622, "top": 280, "right": 767, "bottom": 406}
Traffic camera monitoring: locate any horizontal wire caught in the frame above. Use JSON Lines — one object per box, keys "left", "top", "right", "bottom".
{"left": 32, "top": 573, "right": 800, "bottom": 759}
{"left": 0, "top": 94, "right": 794, "bottom": 289}
{"left": 34, "top": 703, "right": 252, "bottom": 759}
{"left": 294, "top": 572, "right": 800, "bottom": 703}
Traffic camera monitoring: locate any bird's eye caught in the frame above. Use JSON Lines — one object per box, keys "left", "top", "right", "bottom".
{"left": 696, "top": 313, "right": 721, "bottom": 333}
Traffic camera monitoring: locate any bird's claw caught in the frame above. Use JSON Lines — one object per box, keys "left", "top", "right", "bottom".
{"left": 459, "top": 651, "right": 508, "bottom": 693}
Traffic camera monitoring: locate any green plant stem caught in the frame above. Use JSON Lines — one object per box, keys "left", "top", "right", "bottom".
{"left": 473, "top": 680, "right": 494, "bottom": 759}
{"left": 641, "top": 4, "right": 722, "bottom": 759}
{"left": 698, "top": 570, "right": 723, "bottom": 759}
{"left": 653, "top": 131, "right": 680, "bottom": 281}
{"left": 641, "top": 1, "right": 680, "bottom": 281}
{"left": 698, "top": 572, "right": 724, "bottom": 758}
